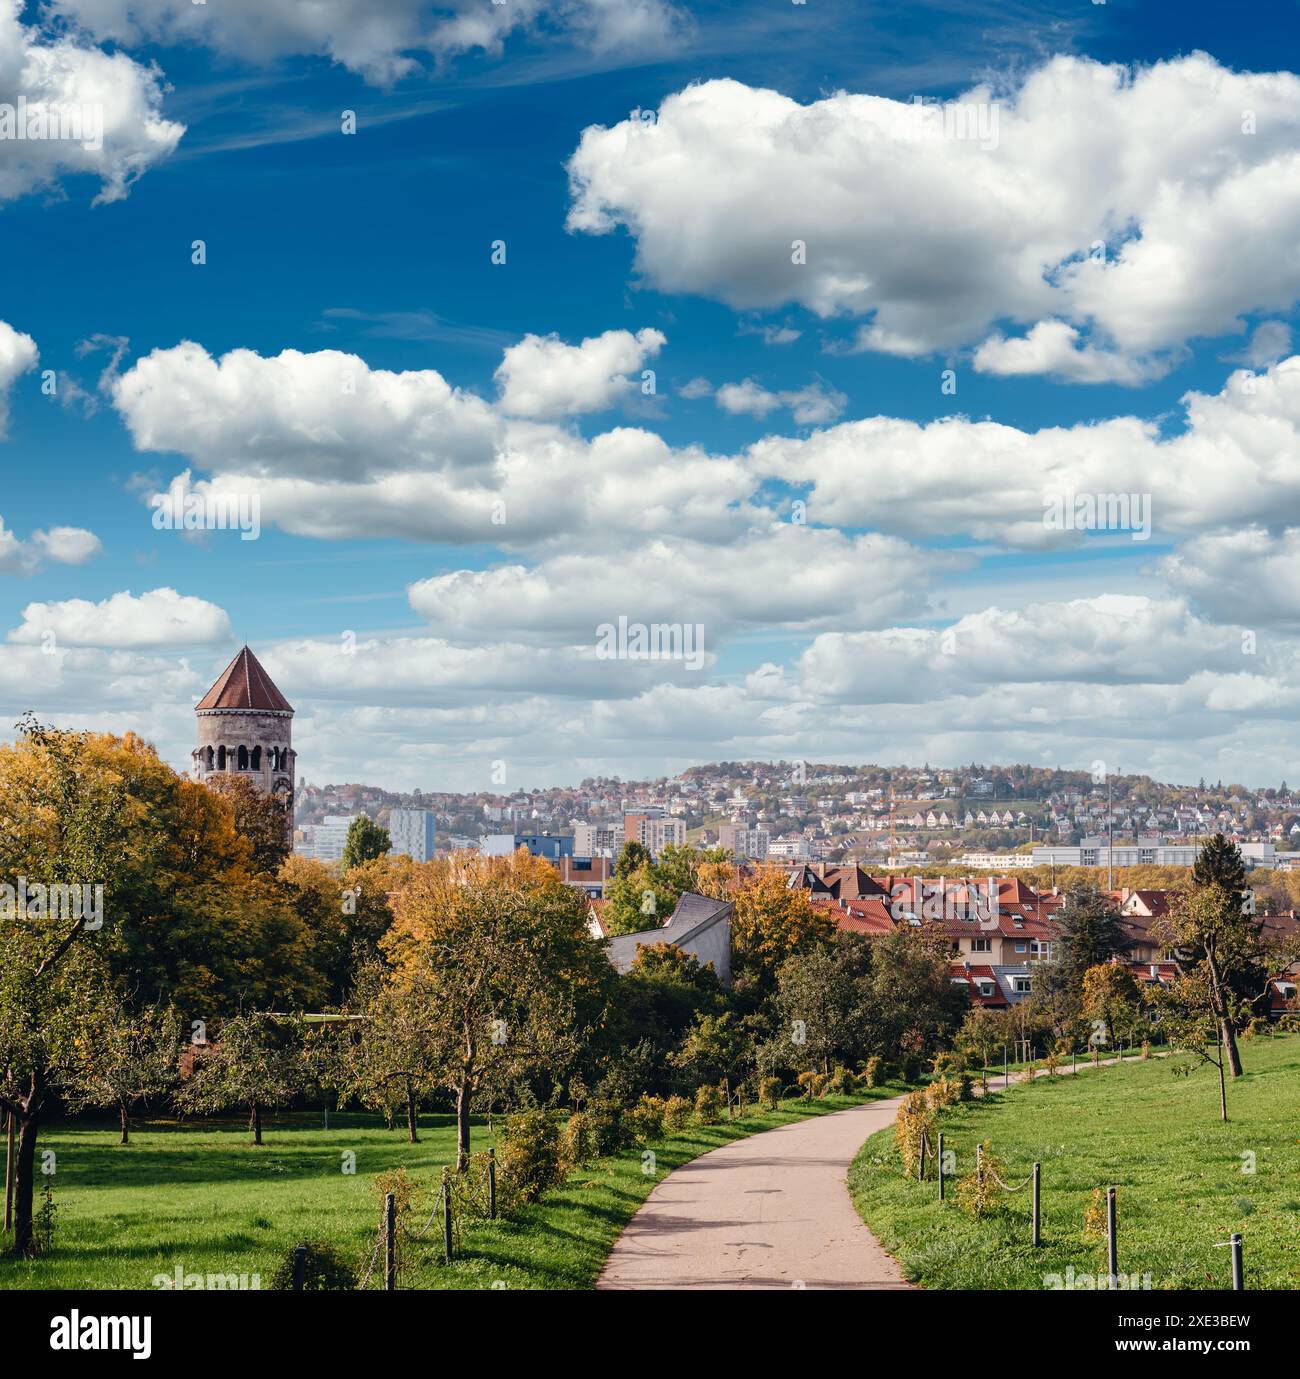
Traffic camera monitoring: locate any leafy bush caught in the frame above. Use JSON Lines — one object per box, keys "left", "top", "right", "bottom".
{"left": 626, "top": 1094, "right": 666, "bottom": 1144}
{"left": 269, "top": 1239, "right": 357, "bottom": 1291}
{"left": 1243, "top": 1017, "right": 1272, "bottom": 1040}
{"left": 932, "top": 1051, "right": 962, "bottom": 1076}
{"left": 758, "top": 1075, "right": 782, "bottom": 1109}
{"left": 826, "top": 1065, "right": 858, "bottom": 1095}
{"left": 662, "top": 1094, "right": 693, "bottom": 1133}
{"left": 585, "top": 1100, "right": 629, "bottom": 1156}
{"left": 693, "top": 1083, "right": 725, "bottom": 1125}
{"left": 796, "top": 1070, "right": 818, "bottom": 1099}
{"left": 497, "top": 1109, "right": 565, "bottom": 1207}
{"left": 560, "top": 1110, "right": 594, "bottom": 1169}
{"left": 927, "top": 1075, "right": 960, "bottom": 1111}
{"left": 956, "top": 1141, "right": 1005, "bottom": 1220}
{"left": 862, "top": 1055, "right": 884, "bottom": 1088}
{"left": 1140, "top": 1040, "right": 1152, "bottom": 1060}
{"left": 894, "top": 1089, "right": 934, "bottom": 1179}
{"left": 899, "top": 1054, "right": 922, "bottom": 1082}
{"left": 958, "top": 1074, "right": 973, "bottom": 1102}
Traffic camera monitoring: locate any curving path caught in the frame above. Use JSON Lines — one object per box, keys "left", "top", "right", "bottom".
{"left": 599, "top": 1055, "right": 1152, "bottom": 1289}
{"left": 597, "top": 1095, "right": 915, "bottom": 1290}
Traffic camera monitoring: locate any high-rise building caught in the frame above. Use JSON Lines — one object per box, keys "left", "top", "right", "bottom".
{"left": 389, "top": 808, "right": 437, "bottom": 862}
{"left": 624, "top": 814, "right": 686, "bottom": 855}
{"left": 718, "top": 824, "right": 770, "bottom": 860}
{"left": 574, "top": 822, "right": 621, "bottom": 857}
{"left": 298, "top": 814, "right": 364, "bottom": 862}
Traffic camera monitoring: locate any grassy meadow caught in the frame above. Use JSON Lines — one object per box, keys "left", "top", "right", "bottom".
{"left": 848, "top": 1033, "right": 1300, "bottom": 1290}
{"left": 1, "top": 1084, "right": 907, "bottom": 1291}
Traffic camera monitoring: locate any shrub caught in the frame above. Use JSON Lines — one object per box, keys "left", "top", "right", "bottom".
{"left": 826, "top": 1065, "right": 858, "bottom": 1095}
{"left": 662, "top": 1094, "right": 693, "bottom": 1133}
{"left": 894, "top": 1089, "right": 934, "bottom": 1179}
{"left": 693, "top": 1083, "right": 725, "bottom": 1125}
{"left": 862, "top": 1055, "right": 884, "bottom": 1088}
{"left": 958, "top": 1073, "right": 974, "bottom": 1102}
{"left": 560, "top": 1110, "right": 594, "bottom": 1169}
{"left": 1243, "top": 1017, "right": 1272, "bottom": 1041}
{"left": 796, "top": 1070, "right": 818, "bottom": 1099}
{"left": 1043, "top": 1051, "right": 1061, "bottom": 1077}
{"left": 899, "top": 1053, "right": 922, "bottom": 1083}
{"left": 268, "top": 1239, "right": 357, "bottom": 1291}
{"left": 927, "top": 1075, "right": 960, "bottom": 1111}
{"left": 956, "top": 1141, "right": 1004, "bottom": 1220}
{"left": 585, "top": 1100, "right": 629, "bottom": 1156}
{"left": 1276, "top": 1013, "right": 1300, "bottom": 1033}
{"left": 1140, "top": 1040, "right": 1152, "bottom": 1060}
{"left": 1083, "top": 1186, "right": 1113, "bottom": 1248}
{"left": 497, "top": 1108, "right": 564, "bottom": 1207}
{"left": 758, "top": 1075, "right": 782, "bottom": 1109}
{"left": 626, "top": 1094, "right": 666, "bottom": 1144}
{"left": 932, "top": 1051, "right": 962, "bottom": 1077}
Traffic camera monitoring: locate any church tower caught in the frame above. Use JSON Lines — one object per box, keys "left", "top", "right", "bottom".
{"left": 193, "top": 646, "right": 296, "bottom": 819}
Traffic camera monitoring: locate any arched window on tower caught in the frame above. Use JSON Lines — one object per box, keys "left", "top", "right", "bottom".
{"left": 238, "top": 745, "right": 249, "bottom": 770}
{"left": 251, "top": 746, "right": 261, "bottom": 771}
{"left": 204, "top": 746, "right": 214, "bottom": 770}
{"left": 217, "top": 745, "right": 226, "bottom": 771}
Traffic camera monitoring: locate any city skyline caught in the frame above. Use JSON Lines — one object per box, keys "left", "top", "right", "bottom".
{"left": 3, "top": 1, "right": 1300, "bottom": 791}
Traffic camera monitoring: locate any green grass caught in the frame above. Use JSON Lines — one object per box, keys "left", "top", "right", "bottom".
{"left": 848, "top": 1034, "right": 1300, "bottom": 1290}
{"left": 0, "top": 1085, "right": 907, "bottom": 1290}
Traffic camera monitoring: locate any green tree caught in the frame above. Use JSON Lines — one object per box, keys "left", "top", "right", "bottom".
{"left": 179, "top": 1010, "right": 305, "bottom": 1145}
{"left": 341, "top": 816, "right": 391, "bottom": 870}
{"left": 674, "top": 1012, "right": 753, "bottom": 1104}
{"left": 771, "top": 936, "right": 874, "bottom": 1076}
{"left": 869, "top": 925, "right": 968, "bottom": 1065}
{"left": 65, "top": 996, "right": 180, "bottom": 1145}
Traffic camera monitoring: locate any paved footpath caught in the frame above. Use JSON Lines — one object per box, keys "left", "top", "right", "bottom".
{"left": 599, "top": 1055, "right": 1150, "bottom": 1290}
{"left": 597, "top": 1094, "right": 914, "bottom": 1290}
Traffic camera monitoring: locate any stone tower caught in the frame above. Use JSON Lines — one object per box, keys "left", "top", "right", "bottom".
{"left": 193, "top": 646, "right": 296, "bottom": 822}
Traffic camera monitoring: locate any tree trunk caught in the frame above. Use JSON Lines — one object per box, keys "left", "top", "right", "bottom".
{"left": 455, "top": 1080, "right": 472, "bottom": 1171}
{"left": 1220, "top": 1017, "right": 1243, "bottom": 1078}
{"left": 250, "top": 1102, "right": 262, "bottom": 1146}
{"left": 11, "top": 1113, "right": 39, "bottom": 1257}
{"left": 118, "top": 1104, "right": 130, "bottom": 1146}
{"left": 405, "top": 1081, "right": 419, "bottom": 1144}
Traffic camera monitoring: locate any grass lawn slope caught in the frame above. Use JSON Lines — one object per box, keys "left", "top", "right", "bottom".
{"left": 1, "top": 1084, "right": 906, "bottom": 1291}
{"left": 848, "top": 1035, "right": 1300, "bottom": 1290}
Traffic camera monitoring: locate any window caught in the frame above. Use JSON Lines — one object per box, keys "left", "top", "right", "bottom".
{"left": 1014, "top": 976, "right": 1032, "bottom": 994}
{"left": 1015, "top": 941, "right": 1027, "bottom": 953}
{"left": 971, "top": 937, "right": 992, "bottom": 953}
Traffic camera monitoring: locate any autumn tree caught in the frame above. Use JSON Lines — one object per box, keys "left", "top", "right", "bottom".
{"left": 0, "top": 717, "right": 133, "bottom": 1254}
{"left": 1080, "top": 963, "right": 1142, "bottom": 1048}
{"left": 602, "top": 844, "right": 729, "bottom": 936}
{"left": 204, "top": 773, "right": 290, "bottom": 873}
{"left": 730, "top": 868, "right": 836, "bottom": 990}
{"left": 381, "top": 850, "right": 613, "bottom": 1168}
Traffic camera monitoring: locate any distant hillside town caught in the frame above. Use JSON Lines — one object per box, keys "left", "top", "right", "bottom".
{"left": 290, "top": 758, "right": 1300, "bottom": 873}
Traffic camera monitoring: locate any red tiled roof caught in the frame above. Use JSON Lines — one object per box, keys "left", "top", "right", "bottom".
{"left": 196, "top": 646, "right": 293, "bottom": 713}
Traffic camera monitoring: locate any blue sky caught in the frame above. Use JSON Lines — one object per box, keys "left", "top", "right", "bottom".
{"left": 3, "top": 0, "right": 1300, "bottom": 790}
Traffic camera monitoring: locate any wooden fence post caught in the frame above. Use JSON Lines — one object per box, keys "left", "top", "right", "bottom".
{"left": 442, "top": 1168, "right": 453, "bottom": 1264}
{"left": 384, "top": 1192, "right": 396, "bottom": 1291}
{"left": 1031, "top": 1163, "right": 1041, "bottom": 1247}
{"left": 1106, "top": 1186, "right": 1118, "bottom": 1289}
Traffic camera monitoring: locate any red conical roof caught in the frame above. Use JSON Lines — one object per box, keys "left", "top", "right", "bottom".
{"left": 196, "top": 646, "right": 293, "bottom": 713}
